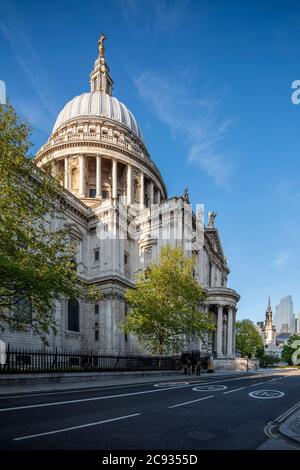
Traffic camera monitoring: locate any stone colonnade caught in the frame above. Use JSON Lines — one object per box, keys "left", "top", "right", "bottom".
{"left": 61, "top": 153, "right": 162, "bottom": 207}
{"left": 204, "top": 303, "right": 236, "bottom": 358}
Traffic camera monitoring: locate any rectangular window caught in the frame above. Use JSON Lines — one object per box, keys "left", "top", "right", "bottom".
{"left": 89, "top": 188, "right": 96, "bottom": 198}
{"left": 102, "top": 190, "right": 109, "bottom": 199}
{"left": 124, "top": 253, "right": 128, "bottom": 264}
{"left": 94, "top": 249, "right": 99, "bottom": 261}
{"left": 95, "top": 330, "right": 99, "bottom": 341}
{"left": 95, "top": 304, "right": 99, "bottom": 314}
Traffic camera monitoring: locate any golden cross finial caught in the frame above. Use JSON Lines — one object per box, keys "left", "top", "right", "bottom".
{"left": 98, "top": 33, "right": 107, "bottom": 57}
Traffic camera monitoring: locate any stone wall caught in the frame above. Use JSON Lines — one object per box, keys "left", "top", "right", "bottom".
{"left": 213, "top": 357, "right": 259, "bottom": 371}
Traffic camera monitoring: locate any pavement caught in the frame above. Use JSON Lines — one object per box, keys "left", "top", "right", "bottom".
{"left": 279, "top": 408, "right": 300, "bottom": 444}
{"left": 0, "top": 368, "right": 299, "bottom": 450}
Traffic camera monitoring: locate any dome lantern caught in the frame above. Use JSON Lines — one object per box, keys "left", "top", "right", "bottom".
{"left": 89, "top": 33, "right": 113, "bottom": 95}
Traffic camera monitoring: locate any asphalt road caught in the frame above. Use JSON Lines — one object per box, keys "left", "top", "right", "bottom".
{"left": 0, "top": 369, "right": 300, "bottom": 450}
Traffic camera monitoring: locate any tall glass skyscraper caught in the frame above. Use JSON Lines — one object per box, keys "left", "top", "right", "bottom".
{"left": 275, "top": 295, "right": 295, "bottom": 334}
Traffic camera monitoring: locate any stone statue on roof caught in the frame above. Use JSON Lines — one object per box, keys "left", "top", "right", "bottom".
{"left": 207, "top": 210, "right": 217, "bottom": 228}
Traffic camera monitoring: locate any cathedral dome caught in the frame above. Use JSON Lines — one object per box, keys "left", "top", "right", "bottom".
{"left": 52, "top": 91, "right": 144, "bottom": 142}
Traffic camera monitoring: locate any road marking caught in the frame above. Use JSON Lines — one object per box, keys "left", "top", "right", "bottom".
{"left": 13, "top": 413, "right": 140, "bottom": 441}
{"left": 275, "top": 400, "right": 300, "bottom": 423}
{"left": 223, "top": 387, "right": 245, "bottom": 394}
{"left": 168, "top": 395, "right": 214, "bottom": 409}
{"left": 249, "top": 390, "right": 285, "bottom": 399}
{"left": 250, "top": 382, "right": 265, "bottom": 387}
{"left": 0, "top": 386, "right": 192, "bottom": 412}
{"left": 0, "top": 380, "right": 180, "bottom": 400}
{"left": 154, "top": 382, "right": 189, "bottom": 387}
{"left": 0, "top": 374, "right": 250, "bottom": 400}
{"left": 0, "top": 373, "right": 276, "bottom": 413}
{"left": 264, "top": 421, "right": 279, "bottom": 439}
{"left": 192, "top": 384, "right": 227, "bottom": 392}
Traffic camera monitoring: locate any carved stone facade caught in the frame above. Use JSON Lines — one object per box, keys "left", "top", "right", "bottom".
{"left": 2, "top": 38, "right": 240, "bottom": 361}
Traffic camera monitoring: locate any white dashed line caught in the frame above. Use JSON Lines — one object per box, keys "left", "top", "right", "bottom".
{"left": 168, "top": 395, "right": 214, "bottom": 409}
{"left": 223, "top": 387, "right": 246, "bottom": 394}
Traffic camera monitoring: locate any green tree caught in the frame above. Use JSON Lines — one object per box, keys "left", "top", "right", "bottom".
{"left": 0, "top": 103, "right": 98, "bottom": 339}
{"left": 258, "top": 352, "right": 280, "bottom": 368}
{"left": 236, "top": 319, "right": 263, "bottom": 358}
{"left": 281, "top": 334, "right": 300, "bottom": 365}
{"left": 122, "top": 246, "right": 214, "bottom": 355}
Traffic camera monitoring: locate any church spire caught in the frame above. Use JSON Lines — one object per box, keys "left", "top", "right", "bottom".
{"left": 267, "top": 295, "right": 271, "bottom": 312}
{"left": 266, "top": 295, "right": 272, "bottom": 323}
{"left": 90, "top": 33, "right": 113, "bottom": 95}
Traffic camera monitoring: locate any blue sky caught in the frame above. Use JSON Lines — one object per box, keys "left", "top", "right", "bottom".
{"left": 1, "top": 0, "right": 300, "bottom": 323}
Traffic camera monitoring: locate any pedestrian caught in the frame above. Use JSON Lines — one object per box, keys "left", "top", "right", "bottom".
{"left": 196, "top": 360, "right": 201, "bottom": 376}
{"left": 187, "top": 359, "right": 192, "bottom": 376}
{"left": 183, "top": 363, "right": 188, "bottom": 375}
{"left": 192, "top": 362, "right": 195, "bottom": 375}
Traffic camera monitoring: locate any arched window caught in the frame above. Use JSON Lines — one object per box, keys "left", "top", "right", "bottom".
{"left": 68, "top": 299, "right": 79, "bottom": 332}
{"left": 71, "top": 167, "right": 79, "bottom": 190}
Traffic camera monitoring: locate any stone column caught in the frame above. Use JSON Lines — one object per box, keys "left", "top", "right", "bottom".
{"left": 112, "top": 159, "right": 117, "bottom": 199}
{"left": 217, "top": 305, "right": 224, "bottom": 357}
{"left": 127, "top": 164, "right": 132, "bottom": 205}
{"left": 79, "top": 154, "right": 85, "bottom": 197}
{"left": 150, "top": 181, "right": 154, "bottom": 206}
{"left": 140, "top": 172, "right": 144, "bottom": 209}
{"left": 232, "top": 309, "right": 236, "bottom": 356}
{"left": 64, "top": 155, "right": 70, "bottom": 190}
{"left": 227, "top": 307, "right": 233, "bottom": 357}
{"left": 96, "top": 155, "right": 102, "bottom": 198}
{"left": 157, "top": 190, "right": 161, "bottom": 205}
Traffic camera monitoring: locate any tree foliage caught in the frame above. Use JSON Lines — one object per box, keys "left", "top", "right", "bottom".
{"left": 122, "top": 246, "right": 214, "bottom": 355}
{"left": 258, "top": 352, "right": 280, "bottom": 368}
{"left": 0, "top": 103, "right": 98, "bottom": 339}
{"left": 281, "top": 334, "right": 300, "bottom": 365}
{"left": 236, "top": 319, "right": 264, "bottom": 358}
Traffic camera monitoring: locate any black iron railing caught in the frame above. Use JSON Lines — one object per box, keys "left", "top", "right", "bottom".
{"left": 0, "top": 346, "right": 182, "bottom": 373}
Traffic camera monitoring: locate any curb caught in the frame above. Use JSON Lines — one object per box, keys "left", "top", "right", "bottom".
{"left": 279, "top": 408, "right": 300, "bottom": 445}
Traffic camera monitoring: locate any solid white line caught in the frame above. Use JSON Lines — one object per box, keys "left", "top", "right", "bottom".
{"left": 223, "top": 387, "right": 245, "bottom": 394}
{"left": 14, "top": 413, "right": 140, "bottom": 441}
{"left": 0, "top": 387, "right": 182, "bottom": 412}
{"left": 0, "top": 381, "right": 163, "bottom": 400}
{"left": 168, "top": 395, "right": 214, "bottom": 409}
